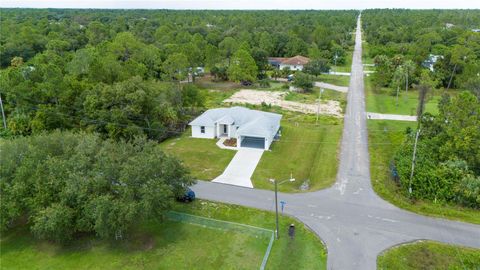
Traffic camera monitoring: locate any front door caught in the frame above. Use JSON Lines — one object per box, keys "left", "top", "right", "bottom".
{"left": 223, "top": 125, "right": 227, "bottom": 134}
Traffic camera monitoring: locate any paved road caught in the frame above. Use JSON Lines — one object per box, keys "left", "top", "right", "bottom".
{"left": 366, "top": 112, "right": 417, "bottom": 122}
{"left": 192, "top": 15, "right": 480, "bottom": 269}
{"left": 314, "top": 82, "right": 349, "bottom": 93}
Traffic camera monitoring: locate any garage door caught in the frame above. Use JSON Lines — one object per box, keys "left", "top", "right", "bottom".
{"left": 241, "top": 136, "right": 265, "bottom": 149}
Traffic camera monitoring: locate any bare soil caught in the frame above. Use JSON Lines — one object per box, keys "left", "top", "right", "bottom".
{"left": 223, "top": 89, "right": 343, "bottom": 117}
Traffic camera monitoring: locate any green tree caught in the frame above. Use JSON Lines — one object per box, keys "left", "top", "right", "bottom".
{"left": 415, "top": 70, "right": 436, "bottom": 120}
{"left": 162, "top": 53, "right": 189, "bottom": 81}
{"left": 219, "top": 37, "right": 238, "bottom": 66}
{"left": 292, "top": 72, "right": 314, "bottom": 92}
{"left": 304, "top": 58, "right": 330, "bottom": 77}
{"left": 0, "top": 131, "right": 194, "bottom": 240}
{"left": 227, "top": 49, "right": 258, "bottom": 84}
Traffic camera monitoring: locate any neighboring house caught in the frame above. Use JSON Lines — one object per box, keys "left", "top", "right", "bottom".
{"left": 422, "top": 54, "right": 443, "bottom": 72}
{"left": 472, "top": 29, "right": 480, "bottom": 33}
{"left": 445, "top": 23, "right": 455, "bottom": 29}
{"left": 189, "top": 106, "right": 282, "bottom": 150}
{"left": 268, "top": 55, "right": 310, "bottom": 71}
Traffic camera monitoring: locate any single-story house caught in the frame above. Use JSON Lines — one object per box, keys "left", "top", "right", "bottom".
{"left": 189, "top": 106, "right": 282, "bottom": 150}
{"left": 268, "top": 55, "right": 310, "bottom": 71}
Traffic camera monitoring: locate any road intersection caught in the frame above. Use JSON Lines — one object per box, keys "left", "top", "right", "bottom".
{"left": 192, "top": 15, "right": 480, "bottom": 269}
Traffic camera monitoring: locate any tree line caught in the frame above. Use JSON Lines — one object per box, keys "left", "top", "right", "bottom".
{"left": 0, "top": 9, "right": 357, "bottom": 139}
{"left": 363, "top": 9, "right": 480, "bottom": 95}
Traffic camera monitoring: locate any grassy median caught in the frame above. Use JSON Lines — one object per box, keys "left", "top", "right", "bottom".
{"left": 377, "top": 240, "right": 480, "bottom": 270}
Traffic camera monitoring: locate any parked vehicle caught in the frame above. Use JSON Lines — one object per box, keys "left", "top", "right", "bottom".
{"left": 177, "top": 187, "right": 196, "bottom": 202}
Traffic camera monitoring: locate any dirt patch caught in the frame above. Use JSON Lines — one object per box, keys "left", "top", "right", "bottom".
{"left": 223, "top": 89, "right": 343, "bottom": 117}
{"left": 223, "top": 138, "right": 237, "bottom": 147}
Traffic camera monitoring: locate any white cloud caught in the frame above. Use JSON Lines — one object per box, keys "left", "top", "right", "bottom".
{"left": 1, "top": 0, "right": 479, "bottom": 9}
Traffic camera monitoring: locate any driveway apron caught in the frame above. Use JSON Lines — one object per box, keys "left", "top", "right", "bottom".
{"left": 212, "top": 148, "right": 263, "bottom": 188}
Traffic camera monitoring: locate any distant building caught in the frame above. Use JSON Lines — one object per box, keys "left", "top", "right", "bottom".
{"left": 445, "top": 23, "right": 455, "bottom": 29}
{"left": 472, "top": 29, "right": 480, "bottom": 33}
{"left": 268, "top": 55, "right": 310, "bottom": 71}
{"left": 422, "top": 54, "right": 443, "bottom": 72}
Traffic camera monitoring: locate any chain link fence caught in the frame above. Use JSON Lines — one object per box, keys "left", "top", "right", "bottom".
{"left": 166, "top": 211, "right": 275, "bottom": 270}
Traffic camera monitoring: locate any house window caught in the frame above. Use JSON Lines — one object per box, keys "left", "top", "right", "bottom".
{"left": 200, "top": 126, "right": 205, "bottom": 134}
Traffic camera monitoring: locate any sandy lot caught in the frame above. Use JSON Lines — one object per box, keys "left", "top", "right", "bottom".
{"left": 224, "top": 89, "right": 343, "bottom": 117}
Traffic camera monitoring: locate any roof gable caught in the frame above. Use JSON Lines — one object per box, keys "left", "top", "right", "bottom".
{"left": 189, "top": 106, "right": 282, "bottom": 138}
{"left": 281, "top": 55, "right": 310, "bottom": 66}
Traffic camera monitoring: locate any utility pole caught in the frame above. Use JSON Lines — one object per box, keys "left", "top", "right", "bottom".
{"left": 269, "top": 176, "right": 295, "bottom": 240}
{"left": 405, "top": 72, "right": 408, "bottom": 93}
{"left": 408, "top": 129, "right": 421, "bottom": 196}
{"left": 274, "top": 179, "right": 279, "bottom": 239}
{"left": 0, "top": 93, "right": 6, "bottom": 130}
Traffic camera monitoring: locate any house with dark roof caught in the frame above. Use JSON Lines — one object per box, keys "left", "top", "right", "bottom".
{"left": 268, "top": 55, "right": 310, "bottom": 71}
{"left": 189, "top": 106, "right": 282, "bottom": 150}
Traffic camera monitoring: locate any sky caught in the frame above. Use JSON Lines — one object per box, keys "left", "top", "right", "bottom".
{"left": 1, "top": 0, "right": 480, "bottom": 10}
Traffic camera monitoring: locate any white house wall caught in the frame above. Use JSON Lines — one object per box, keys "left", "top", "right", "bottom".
{"left": 279, "top": 64, "right": 304, "bottom": 71}
{"left": 191, "top": 125, "right": 215, "bottom": 138}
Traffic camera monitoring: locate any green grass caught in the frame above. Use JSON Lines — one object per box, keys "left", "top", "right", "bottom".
{"left": 318, "top": 74, "right": 351, "bottom": 87}
{"left": 285, "top": 88, "right": 346, "bottom": 103}
{"left": 377, "top": 240, "right": 480, "bottom": 270}
{"left": 253, "top": 114, "right": 343, "bottom": 192}
{"left": 365, "top": 77, "right": 441, "bottom": 115}
{"left": 201, "top": 88, "right": 237, "bottom": 109}
{"left": 174, "top": 201, "right": 327, "bottom": 270}
{"left": 159, "top": 129, "right": 235, "bottom": 180}
{"left": 0, "top": 200, "right": 327, "bottom": 270}
{"left": 368, "top": 120, "right": 480, "bottom": 224}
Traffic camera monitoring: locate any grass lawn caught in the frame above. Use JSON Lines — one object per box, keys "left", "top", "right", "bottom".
{"left": 365, "top": 77, "right": 441, "bottom": 116}
{"left": 0, "top": 201, "right": 327, "bottom": 270}
{"left": 377, "top": 240, "right": 480, "bottom": 270}
{"left": 159, "top": 129, "right": 235, "bottom": 180}
{"left": 253, "top": 114, "right": 343, "bottom": 192}
{"left": 285, "top": 87, "right": 347, "bottom": 103}
{"left": 201, "top": 88, "right": 237, "bottom": 109}
{"left": 368, "top": 120, "right": 480, "bottom": 224}
{"left": 174, "top": 200, "right": 327, "bottom": 270}
{"left": 333, "top": 50, "right": 353, "bottom": 73}
{"left": 318, "top": 74, "right": 351, "bottom": 87}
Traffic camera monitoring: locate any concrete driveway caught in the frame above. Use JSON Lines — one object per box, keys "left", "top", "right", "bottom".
{"left": 212, "top": 148, "right": 263, "bottom": 188}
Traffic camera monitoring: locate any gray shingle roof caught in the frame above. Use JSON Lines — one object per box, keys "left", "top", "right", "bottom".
{"left": 189, "top": 106, "right": 282, "bottom": 138}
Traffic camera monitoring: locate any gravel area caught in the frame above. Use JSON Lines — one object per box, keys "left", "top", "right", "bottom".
{"left": 223, "top": 89, "right": 343, "bottom": 117}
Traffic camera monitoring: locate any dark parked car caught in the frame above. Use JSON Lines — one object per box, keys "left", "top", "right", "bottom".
{"left": 177, "top": 187, "right": 196, "bottom": 202}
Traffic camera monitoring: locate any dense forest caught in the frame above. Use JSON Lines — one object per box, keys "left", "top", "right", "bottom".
{"left": 0, "top": 9, "right": 357, "bottom": 139}
{"left": 363, "top": 9, "right": 480, "bottom": 94}
{"left": 362, "top": 10, "right": 480, "bottom": 209}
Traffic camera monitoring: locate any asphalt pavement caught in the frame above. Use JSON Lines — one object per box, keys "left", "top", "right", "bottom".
{"left": 192, "top": 15, "right": 480, "bottom": 269}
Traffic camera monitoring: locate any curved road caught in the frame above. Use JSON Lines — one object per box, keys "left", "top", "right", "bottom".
{"left": 192, "top": 15, "right": 480, "bottom": 269}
